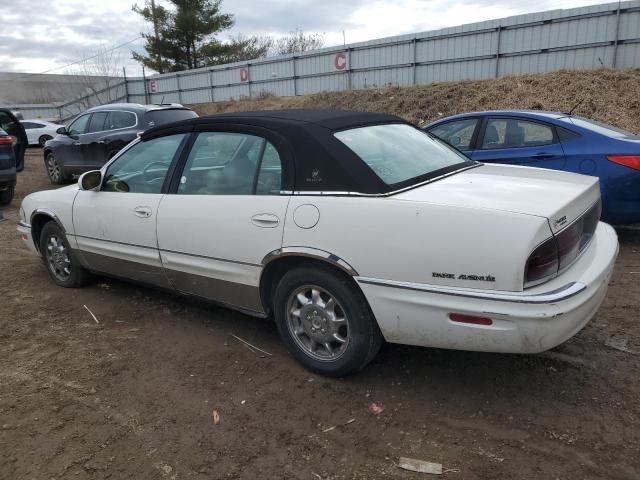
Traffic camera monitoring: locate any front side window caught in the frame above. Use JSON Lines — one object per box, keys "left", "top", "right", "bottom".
{"left": 334, "top": 123, "right": 469, "bottom": 187}
{"left": 68, "top": 114, "right": 90, "bottom": 136}
{"left": 178, "top": 131, "right": 281, "bottom": 195}
{"left": 481, "top": 118, "right": 555, "bottom": 150}
{"left": 87, "top": 112, "right": 108, "bottom": 133}
{"left": 102, "top": 134, "right": 186, "bottom": 194}
{"left": 105, "top": 111, "right": 136, "bottom": 130}
{"left": 429, "top": 119, "right": 478, "bottom": 150}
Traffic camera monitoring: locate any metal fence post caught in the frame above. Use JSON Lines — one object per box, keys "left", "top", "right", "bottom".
{"left": 347, "top": 48, "right": 352, "bottom": 90}
{"left": 494, "top": 25, "right": 502, "bottom": 78}
{"left": 612, "top": 2, "right": 621, "bottom": 68}
{"left": 247, "top": 63, "right": 252, "bottom": 98}
{"left": 209, "top": 69, "right": 215, "bottom": 102}
{"left": 176, "top": 73, "right": 183, "bottom": 104}
{"left": 122, "top": 67, "right": 130, "bottom": 103}
{"left": 142, "top": 66, "right": 149, "bottom": 104}
{"left": 293, "top": 56, "right": 298, "bottom": 96}
{"left": 412, "top": 37, "right": 418, "bottom": 85}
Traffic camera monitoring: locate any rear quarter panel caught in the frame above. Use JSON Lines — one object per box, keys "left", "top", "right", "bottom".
{"left": 282, "top": 196, "right": 552, "bottom": 292}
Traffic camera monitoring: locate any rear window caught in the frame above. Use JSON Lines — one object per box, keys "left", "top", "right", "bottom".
{"left": 144, "top": 109, "right": 197, "bottom": 128}
{"left": 334, "top": 123, "right": 471, "bottom": 187}
{"left": 560, "top": 116, "right": 639, "bottom": 139}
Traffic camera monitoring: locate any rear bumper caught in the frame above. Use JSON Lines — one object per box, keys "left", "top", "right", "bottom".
{"left": 357, "top": 222, "right": 618, "bottom": 353}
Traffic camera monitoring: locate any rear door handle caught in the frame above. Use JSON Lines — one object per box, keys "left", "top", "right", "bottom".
{"left": 531, "top": 152, "right": 554, "bottom": 159}
{"left": 251, "top": 213, "right": 279, "bottom": 228}
{"left": 134, "top": 206, "right": 152, "bottom": 218}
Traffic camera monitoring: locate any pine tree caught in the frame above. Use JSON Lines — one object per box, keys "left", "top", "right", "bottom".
{"left": 132, "top": 0, "right": 234, "bottom": 73}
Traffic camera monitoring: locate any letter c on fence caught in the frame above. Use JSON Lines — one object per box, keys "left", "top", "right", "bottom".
{"left": 334, "top": 53, "right": 347, "bottom": 71}
{"left": 240, "top": 68, "right": 249, "bottom": 82}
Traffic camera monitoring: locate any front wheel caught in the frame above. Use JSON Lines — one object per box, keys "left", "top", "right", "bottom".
{"left": 39, "top": 221, "right": 92, "bottom": 287}
{"left": 45, "top": 152, "right": 67, "bottom": 185}
{"left": 273, "top": 264, "right": 383, "bottom": 377}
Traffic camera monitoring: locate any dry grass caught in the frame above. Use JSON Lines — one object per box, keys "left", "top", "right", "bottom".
{"left": 192, "top": 68, "right": 640, "bottom": 133}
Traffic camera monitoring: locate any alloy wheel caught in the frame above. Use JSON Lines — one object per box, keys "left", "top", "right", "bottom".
{"left": 286, "top": 285, "right": 350, "bottom": 361}
{"left": 45, "top": 234, "right": 71, "bottom": 281}
{"left": 46, "top": 154, "right": 60, "bottom": 182}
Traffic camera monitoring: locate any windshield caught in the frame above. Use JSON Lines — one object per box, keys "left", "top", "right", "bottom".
{"left": 334, "top": 123, "right": 471, "bottom": 187}
{"left": 560, "top": 116, "right": 639, "bottom": 139}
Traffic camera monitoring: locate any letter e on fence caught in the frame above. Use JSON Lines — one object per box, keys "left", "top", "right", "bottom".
{"left": 148, "top": 80, "right": 158, "bottom": 93}
{"left": 334, "top": 52, "right": 347, "bottom": 71}
{"left": 240, "top": 68, "right": 249, "bottom": 82}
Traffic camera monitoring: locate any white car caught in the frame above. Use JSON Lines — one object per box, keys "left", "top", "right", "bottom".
{"left": 20, "top": 120, "right": 63, "bottom": 147}
{"left": 17, "top": 110, "right": 619, "bottom": 376}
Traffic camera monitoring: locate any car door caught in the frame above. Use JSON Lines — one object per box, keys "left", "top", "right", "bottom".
{"left": 471, "top": 117, "right": 566, "bottom": 169}
{"left": 427, "top": 117, "right": 481, "bottom": 156}
{"left": 156, "top": 129, "right": 290, "bottom": 314}
{"left": 72, "top": 133, "right": 189, "bottom": 287}
{"left": 58, "top": 114, "right": 91, "bottom": 167}
{"left": 80, "top": 111, "right": 110, "bottom": 169}
{"left": 0, "top": 109, "right": 27, "bottom": 172}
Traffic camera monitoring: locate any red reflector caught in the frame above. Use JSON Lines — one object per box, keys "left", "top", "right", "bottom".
{"left": 448, "top": 313, "right": 493, "bottom": 326}
{"left": 0, "top": 136, "right": 13, "bottom": 145}
{"left": 607, "top": 155, "right": 640, "bottom": 170}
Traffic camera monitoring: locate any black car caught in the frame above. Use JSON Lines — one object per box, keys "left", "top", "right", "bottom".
{"left": 43, "top": 103, "right": 198, "bottom": 184}
{"left": 0, "top": 108, "right": 27, "bottom": 205}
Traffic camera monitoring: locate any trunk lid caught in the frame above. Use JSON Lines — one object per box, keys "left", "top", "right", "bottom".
{"left": 394, "top": 163, "right": 600, "bottom": 233}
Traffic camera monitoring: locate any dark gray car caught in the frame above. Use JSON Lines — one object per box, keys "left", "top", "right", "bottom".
{"left": 43, "top": 103, "right": 197, "bottom": 184}
{"left": 0, "top": 108, "right": 27, "bottom": 204}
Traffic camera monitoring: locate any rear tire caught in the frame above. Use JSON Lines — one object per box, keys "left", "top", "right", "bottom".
{"left": 45, "top": 152, "right": 67, "bottom": 185}
{"left": 0, "top": 185, "right": 14, "bottom": 205}
{"left": 39, "top": 221, "right": 92, "bottom": 288}
{"left": 273, "top": 264, "right": 383, "bottom": 377}
{"left": 38, "top": 135, "right": 52, "bottom": 147}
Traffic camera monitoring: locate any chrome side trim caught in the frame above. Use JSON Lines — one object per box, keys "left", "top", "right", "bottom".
{"left": 262, "top": 247, "right": 359, "bottom": 276}
{"left": 356, "top": 277, "right": 587, "bottom": 304}
{"left": 18, "top": 220, "right": 30, "bottom": 228}
{"left": 280, "top": 163, "right": 481, "bottom": 198}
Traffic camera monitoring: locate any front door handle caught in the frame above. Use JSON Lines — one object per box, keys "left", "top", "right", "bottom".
{"left": 251, "top": 213, "right": 279, "bottom": 228}
{"left": 531, "top": 152, "right": 554, "bottom": 159}
{"left": 134, "top": 206, "right": 152, "bottom": 218}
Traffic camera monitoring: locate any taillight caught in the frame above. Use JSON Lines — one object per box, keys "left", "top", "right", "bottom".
{"left": 525, "top": 237, "right": 559, "bottom": 287}
{"left": 0, "top": 135, "right": 13, "bottom": 145}
{"left": 524, "top": 201, "right": 601, "bottom": 288}
{"left": 607, "top": 155, "right": 640, "bottom": 170}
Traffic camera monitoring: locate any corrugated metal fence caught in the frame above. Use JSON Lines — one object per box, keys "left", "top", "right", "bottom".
{"left": 6, "top": 0, "right": 640, "bottom": 122}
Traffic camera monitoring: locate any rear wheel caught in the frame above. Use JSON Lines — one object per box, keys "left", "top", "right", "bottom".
{"left": 39, "top": 221, "right": 92, "bottom": 287}
{"left": 38, "top": 135, "right": 52, "bottom": 147}
{"left": 0, "top": 185, "right": 14, "bottom": 205}
{"left": 273, "top": 264, "right": 383, "bottom": 377}
{"left": 45, "top": 152, "right": 67, "bottom": 185}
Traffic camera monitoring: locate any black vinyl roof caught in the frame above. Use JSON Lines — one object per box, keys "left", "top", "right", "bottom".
{"left": 142, "top": 109, "right": 470, "bottom": 194}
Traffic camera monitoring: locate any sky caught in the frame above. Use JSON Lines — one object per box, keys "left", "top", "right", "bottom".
{"left": 0, "top": 0, "right": 608, "bottom": 76}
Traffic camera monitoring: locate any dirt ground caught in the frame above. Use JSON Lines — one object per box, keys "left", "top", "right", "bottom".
{"left": 0, "top": 149, "right": 639, "bottom": 480}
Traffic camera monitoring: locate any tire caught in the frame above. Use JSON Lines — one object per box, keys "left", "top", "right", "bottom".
{"left": 38, "top": 135, "right": 52, "bottom": 147}
{"left": 44, "top": 152, "right": 67, "bottom": 185}
{"left": 273, "top": 264, "right": 383, "bottom": 377}
{"left": 39, "top": 221, "right": 92, "bottom": 288}
{"left": 0, "top": 185, "right": 14, "bottom": 205}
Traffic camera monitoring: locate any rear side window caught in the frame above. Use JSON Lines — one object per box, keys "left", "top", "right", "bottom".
{"left": 145, "top": 109, "right": 197, "bottom": 128}
{"left": 481, "top": 118, "right": 554, "bottom": 149}
{"left": 105, "top": 111, "right": 136, "bottom": 130}
{"left": 87, "top": 112, "right": 108, "bottom": 133}
{"left": 22, "top": 122, "right": 44, "bottom": 129}
{"left": 429, "top": 119, "right": 479, "bottom": 150}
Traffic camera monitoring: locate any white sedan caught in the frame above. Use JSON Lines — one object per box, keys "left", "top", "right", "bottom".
{"left": 20, "top": 120, "right": 63, "bottom": 147}
{"left": 17, "top": 110, "right": 619, "bottom": 376}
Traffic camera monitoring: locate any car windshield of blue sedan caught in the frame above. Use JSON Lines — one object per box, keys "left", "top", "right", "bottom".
{"left": 562, "top": 116, "right": 640, "bottom": 139}
{"left": 334, "top": 124, "right": 469, "bottom": 186}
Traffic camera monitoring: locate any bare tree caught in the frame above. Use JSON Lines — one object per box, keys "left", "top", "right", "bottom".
{"left": 59, "top": 46, "right": 124, "bottom": 110}
{"left": 272, "top": 30, "right": 324, "bottom": 56}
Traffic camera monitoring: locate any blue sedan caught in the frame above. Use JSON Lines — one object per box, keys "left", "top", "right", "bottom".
{"left": 425, "top": 111, "right": 640, "bottom": 225}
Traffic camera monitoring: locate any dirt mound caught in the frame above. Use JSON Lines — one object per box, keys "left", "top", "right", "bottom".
{"left": 193, "top": 68, "right": 640, "bottom": 133}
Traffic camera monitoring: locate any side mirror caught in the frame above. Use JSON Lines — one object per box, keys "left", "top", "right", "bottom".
{"left": 56, "top": 126, "right": 68, "bottom": 135}
{"left": 79, "top": 170, "right": 102, "bottom": 191}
